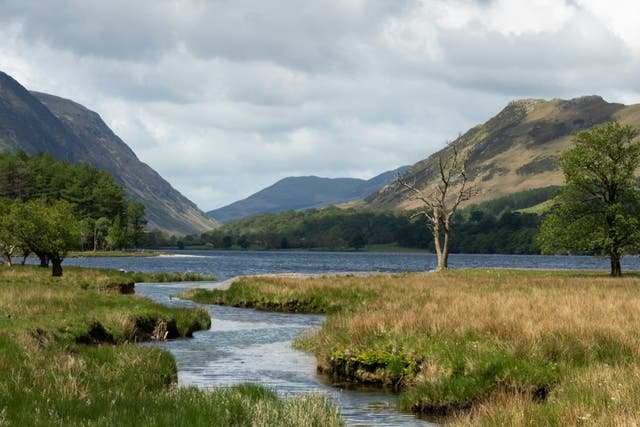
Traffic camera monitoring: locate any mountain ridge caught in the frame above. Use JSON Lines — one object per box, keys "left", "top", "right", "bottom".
{"left": 208, "top": 166, "right": 409, "bottom": 223}
{"left": 0, "top": 71, "right": 217, "bottom": 235}
{"left": 361, "top": 95, "right": 639, "bottom": 210}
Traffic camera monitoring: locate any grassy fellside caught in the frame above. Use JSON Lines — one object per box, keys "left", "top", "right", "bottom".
{"left": 182, "top": 269, "right": 640, "bottom": 424}
{"left": 0, "top": 265, "right": 343, "bottom": 426}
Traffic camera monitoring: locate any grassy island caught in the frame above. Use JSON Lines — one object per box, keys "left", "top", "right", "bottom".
{"left": 183, "top": 270, "right": 640, "bottom": 425}
{"left": 0, "top": 266, "right": 342, "bottom": 426}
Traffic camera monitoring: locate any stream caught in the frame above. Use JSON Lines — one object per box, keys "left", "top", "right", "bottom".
{"left": 136, "top": 280, "right": 432, "bottom": 426}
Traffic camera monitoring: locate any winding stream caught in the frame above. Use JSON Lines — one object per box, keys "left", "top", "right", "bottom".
{"left": 136, "top": 280, "right": 431, "bottom": 426}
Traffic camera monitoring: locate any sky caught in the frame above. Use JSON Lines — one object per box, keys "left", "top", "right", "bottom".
{"left": 1, "top": 0, "right": 640, "bottom": 211}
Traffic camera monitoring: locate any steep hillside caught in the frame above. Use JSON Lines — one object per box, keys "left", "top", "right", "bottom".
{"left": 364, "top": 96, "right": 640, "bottom": 210}
{"left": 209, "top": 166, "right": 409, "bottom": 223}
{"left": 0, "top": 71, "right": 217, "bottom": 235}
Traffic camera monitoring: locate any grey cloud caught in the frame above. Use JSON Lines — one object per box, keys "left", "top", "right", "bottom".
{"left": 2, "top": 0, "right": 640, "bottom": 210}
{"left": 182, "top": 0, "right": 411, "bottom": 72}
{"left": 1, "top": 0, "right": 410, "bottom": 72}
{"left": 0, "top": 1, "right": 178, "bottom": 60}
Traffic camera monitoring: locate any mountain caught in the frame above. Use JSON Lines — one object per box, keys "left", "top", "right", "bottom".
{"left": 0, "top": 71, "right": 217, "bottom": 235}
{"left": 208, "top": 166, "right": 409, "bottom": 223}
{"left": 362, "top": 96, "right": 640, "bottom": 210}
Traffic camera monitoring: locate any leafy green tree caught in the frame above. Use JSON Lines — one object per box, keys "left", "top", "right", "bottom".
{"left": 94, "top": 217, "right": 112, "bottom": 251}
{"left": 538, "top": 122, "right": 640, "bottom": 276}
{"left": 0, "top": 201, "right": 20, "bottom": 266}
{"left": 126, "top": 202, "right": 147, "bottom": 248}
{"left": 0, "top": 151, "right": 30, "bottom": 200}
{"left": 222, "top": 235, "right": 233, "bottom": 249}
{"left": 279, "top": 237, "right": 289, "bottom": 249}
{"left": 106, "top": 216, "right": 130, "bottom": 250}
{"left": 349, "top": 234, "right": 366, "bottom": 250}
{"left": 14, "top": 200, "right": 81, "bottom": 276}
{"left": 237, "top": 235, "right": 250, "bottom": 249}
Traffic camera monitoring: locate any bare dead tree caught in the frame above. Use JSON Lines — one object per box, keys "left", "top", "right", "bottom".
{"left": 397, "top": 143, "right": 479, "bottom": 272}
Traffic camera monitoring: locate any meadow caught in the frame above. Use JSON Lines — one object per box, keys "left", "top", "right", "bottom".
{"left": 0, "top": 266, "right": 343, "bottom": 426}
{"left": 184, "top": 269, "right": 640, "bottom": 425}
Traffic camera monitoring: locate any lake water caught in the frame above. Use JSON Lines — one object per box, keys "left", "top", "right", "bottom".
{"left": 59, "top": 251, "right": 640, "bottom": 426}
{"left": 59, "top": 250, "right": 640, "bottom": 279}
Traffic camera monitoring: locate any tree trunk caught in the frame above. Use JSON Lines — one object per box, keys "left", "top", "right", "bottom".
{"left": 610, "top": 253, "right": 622, "bottom": 277}
{"left": 51, "top": 256, "right": 63, "bottom": 277}
{"left": 432, "top": 210, "right": 446, "bottom": 272}
{"left": 1, "top": 243, "right": 15, "bottom": 266}
{"left": 435, "top": 234, "right": 449, "bottom": 272}
{"left": 440, "top": 219, "right": 452, "bottom": 271}
{"left": 21, "top": 249, "right": 30, "bottom": 265}
{"left": 37, "top": 252, "right": 49, "bottom": 268}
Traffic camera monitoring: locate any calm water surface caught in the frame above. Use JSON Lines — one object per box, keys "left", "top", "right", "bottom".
{"left": 62, "top": 251, "right": 640, "bottom": 426}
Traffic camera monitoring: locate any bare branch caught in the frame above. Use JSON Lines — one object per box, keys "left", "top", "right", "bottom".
{"left": 396, "top": 141, "right": 479, "bottom": 271}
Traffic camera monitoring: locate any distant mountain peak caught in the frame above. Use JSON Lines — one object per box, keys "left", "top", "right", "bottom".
{"left": 507, "top": 98, "right": 545, "bottom": 111}
{"left": 208, "top": 166, "right": 409, "bottom": 223}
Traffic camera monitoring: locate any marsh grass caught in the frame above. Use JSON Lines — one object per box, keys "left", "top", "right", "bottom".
{"left": 185, "top": 269, "right": 640, "bottom": 424}
{"left": 0, "top": 265, "right": 216, "bottom": 293}
{"left": 0, "top": 266, "right": 211, "bottom": 343}
{"left": 184, "top": 275, "right": 382, "bottom": 313}
{"left": 0, "top": 265, "right": 342, "bottom": 426}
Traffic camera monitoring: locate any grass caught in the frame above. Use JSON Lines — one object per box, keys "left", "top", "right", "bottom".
{"left": 0, "top": 265, "right": 217, "bottom": 294}
{"left": 0, "top": 265, "right": 343, "bottom": 426}
{"left": 184, "top": 275, "right": 381, "bottom": 314}
{"left": 183, "top": 269, "right": 640, "bottom": 425}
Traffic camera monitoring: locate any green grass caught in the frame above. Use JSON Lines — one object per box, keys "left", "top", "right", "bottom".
{"left": 183, "top": 276, "right": 381, "bottom": 314}
{"left": 0, "top": 265, "right": 343, "bottom": 426}
{"left": 0, "top": 265, "right": 216, "bottom": 294}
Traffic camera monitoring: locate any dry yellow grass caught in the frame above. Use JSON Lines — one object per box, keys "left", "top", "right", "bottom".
{"left": 305, "top": 272, "right": 640, "bottom": 357}
{"left": 218, "top": 270, "right": 640, "bottom": 424}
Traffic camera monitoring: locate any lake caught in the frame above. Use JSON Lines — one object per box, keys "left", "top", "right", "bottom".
{"left": 59, "top": 250, "right": 640, "bottom": 279}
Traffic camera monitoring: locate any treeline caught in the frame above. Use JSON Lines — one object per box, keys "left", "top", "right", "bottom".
{"left": 0, "top": 151, "right": 147, "bottom": 274}
{"left": 187, "top": 187, "right": 556, "bottom": 253}
{"left": 200, "top": 208, "right": 428, "bottom": 250}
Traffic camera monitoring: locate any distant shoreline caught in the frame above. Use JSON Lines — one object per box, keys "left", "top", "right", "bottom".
{"left": 67, "top": 250, "right": 168, "bottom": 258}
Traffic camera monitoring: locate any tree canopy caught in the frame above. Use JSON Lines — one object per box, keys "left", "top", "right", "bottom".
{"left": 0, "top": 151, "right": 148, "bottom": 275}
{"left": 11, "top": 200, "right": 81, "bottom": 276}
{"left": 538, "top": 122, "right": 640, "bottom": 276}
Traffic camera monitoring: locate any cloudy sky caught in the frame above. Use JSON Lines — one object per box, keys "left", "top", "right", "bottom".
{"left": 1, "top": 0, "right": 639, "bottom": 211}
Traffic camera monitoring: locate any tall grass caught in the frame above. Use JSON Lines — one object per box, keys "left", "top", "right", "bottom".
{"left": 0, "top": 265, "right": 342, "bottom": 426}
{"left": 185, "top": 269, "right": 640, "bottom": 424}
